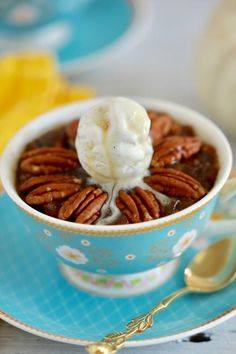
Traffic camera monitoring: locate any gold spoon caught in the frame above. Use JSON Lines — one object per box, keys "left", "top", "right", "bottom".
{"left": 86, "top": 237, "right": 236, "bottom": 354}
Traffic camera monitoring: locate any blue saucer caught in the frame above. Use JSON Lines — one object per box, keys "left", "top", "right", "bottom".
{"left": 59, "top": 0, "right": 134, "bottom": 72}
{"left": 0, "top": 193, "right": 235, "bottom": 346}
{"left": 0, "top": 0, "right": 152, "bottom": 74}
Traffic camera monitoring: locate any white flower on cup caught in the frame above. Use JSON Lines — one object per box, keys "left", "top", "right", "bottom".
{"left": 81, "top": 239, "right": 90, "bottom": 246}
{"left": 43, "top": 229, "right": 52, "bottom": 237}
{"left": 125, "top": 254, "right": 136, "bottom": 261}
{"left": 56, "top": 245, "right": 88, "bottom": 265}
{"left": 172, "top": 230, "right": 197, "bottom": 257}
{"left": 168, "top": 229, "right": 176, "bottom": 237}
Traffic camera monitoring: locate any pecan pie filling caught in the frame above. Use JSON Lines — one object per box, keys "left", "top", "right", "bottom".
{"left": 16, "top": 101, "right": 219, "bottom": 225}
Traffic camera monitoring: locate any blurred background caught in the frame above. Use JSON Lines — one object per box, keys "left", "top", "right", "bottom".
{"left": 0, "top": 0, "right": 235, "bottom": 164}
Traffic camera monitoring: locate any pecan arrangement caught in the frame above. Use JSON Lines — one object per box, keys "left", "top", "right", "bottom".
{"left": 58, "top": 186, "right": 108, "bottom": 224}
{"left": 17, "top": 110, "right": 219, "bottom": 225}
{"left": 116, "top": 187, "right": 161, "bottom": 223}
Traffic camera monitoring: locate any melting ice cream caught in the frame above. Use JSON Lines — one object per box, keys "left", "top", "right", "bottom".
{"left": 76, "top": 97, "right": 153, "bottom": 186}
{"left": 75, "top": 97, "right": 159, "bottom": 223}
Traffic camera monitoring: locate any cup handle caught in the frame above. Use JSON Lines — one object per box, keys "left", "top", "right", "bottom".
{"left": 205, "top": 177, "right": 236, "bottom": 239}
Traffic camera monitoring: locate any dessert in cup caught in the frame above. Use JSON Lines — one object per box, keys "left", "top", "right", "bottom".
{"left": 1, "top": 97, "right": 236, "bottom": 297}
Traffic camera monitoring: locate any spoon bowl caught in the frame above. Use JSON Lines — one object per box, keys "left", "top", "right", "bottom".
{"left": 185, "top": 237, "right": 236, "bottom": 292}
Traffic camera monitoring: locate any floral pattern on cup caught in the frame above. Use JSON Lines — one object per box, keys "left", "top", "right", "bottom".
{"left": 56, "top": 245, "right": 88, "bottom": 265}
{"left": 97, "top": 269, "right": 107, "bottom": 273}
{"left": 199, "top": 211, "right": 206, "bottom": 220}
{"left": 80, "top": 239, "right": 90, "bottom": 246}
{"left": 67, "top": 265, "right": 172, "bottom": 289}
{"left": 43, "top": 229, "right": 52, "bottom": 237}
{"left": 168, "top": 229, "right": 176, "bottom": 237}
{"left": 125, "top": 254, "right": 136, "bottom": 261}
{"left": 172, "top": 230, "right": 197, "bottom": 257}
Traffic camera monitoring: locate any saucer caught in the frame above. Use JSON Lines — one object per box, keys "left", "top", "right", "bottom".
{"left": 0, "top": 192, "right": 235, "bottom": 347}
{"left": 60, "top": 0, "right": 153, "bottom": 74}
{"left": 0, "top": 0, "right": 152, "bottom": 74}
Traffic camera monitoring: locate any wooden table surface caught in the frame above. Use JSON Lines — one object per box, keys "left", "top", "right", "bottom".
{"left": 1, "top": 0, "right": 235, "bottom": 353}
{"left": 1, "top": 317, "right": 236, "bottom": 354}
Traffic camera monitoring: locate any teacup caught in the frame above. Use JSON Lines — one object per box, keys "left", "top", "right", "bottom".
{"left": 1, "top": 97, "right": 236, "bottom": 297}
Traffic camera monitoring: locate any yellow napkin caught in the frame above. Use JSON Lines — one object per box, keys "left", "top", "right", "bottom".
{"left": 0, "top": 53, "right": 94, "bottom": 154}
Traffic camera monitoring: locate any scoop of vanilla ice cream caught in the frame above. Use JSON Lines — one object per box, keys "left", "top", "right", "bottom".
{"left": 76, "top": 97, "right": 153, "bottom": 186}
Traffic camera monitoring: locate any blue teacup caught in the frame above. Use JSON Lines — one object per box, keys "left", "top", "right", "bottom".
{"left": 1, "top": 98, "right": 236, "bottom": 297}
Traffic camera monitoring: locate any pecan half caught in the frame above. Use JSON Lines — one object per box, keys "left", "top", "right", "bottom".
{"left": 169, "top": 122, "right": 195, "bottom": 136}
{"left": 20, "top": 147, "right": 79, "bottom": 175}
{"left": 116, "top": 187, "right": 160, "bottom": 223}
{"left": 25, "top": 177, "right": 81, "bottom": 205}
{"left": 148, "top": 111, "right": 172, "bottom": 144}
{"left": 151, "top": 136, "right": 202, "bottom": 167}
{"left": 19, "top": 174, "right": 81, "bottom": 193}
{"left": 145, "top": 168, "right": 206, "bottom": 199}
{"left": 58, "top": 186, "right": 108, "bottom": 224}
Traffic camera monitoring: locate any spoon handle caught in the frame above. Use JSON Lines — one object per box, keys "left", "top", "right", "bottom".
{"left": 86, "top": 287, "right": 192, "bottom": 354}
